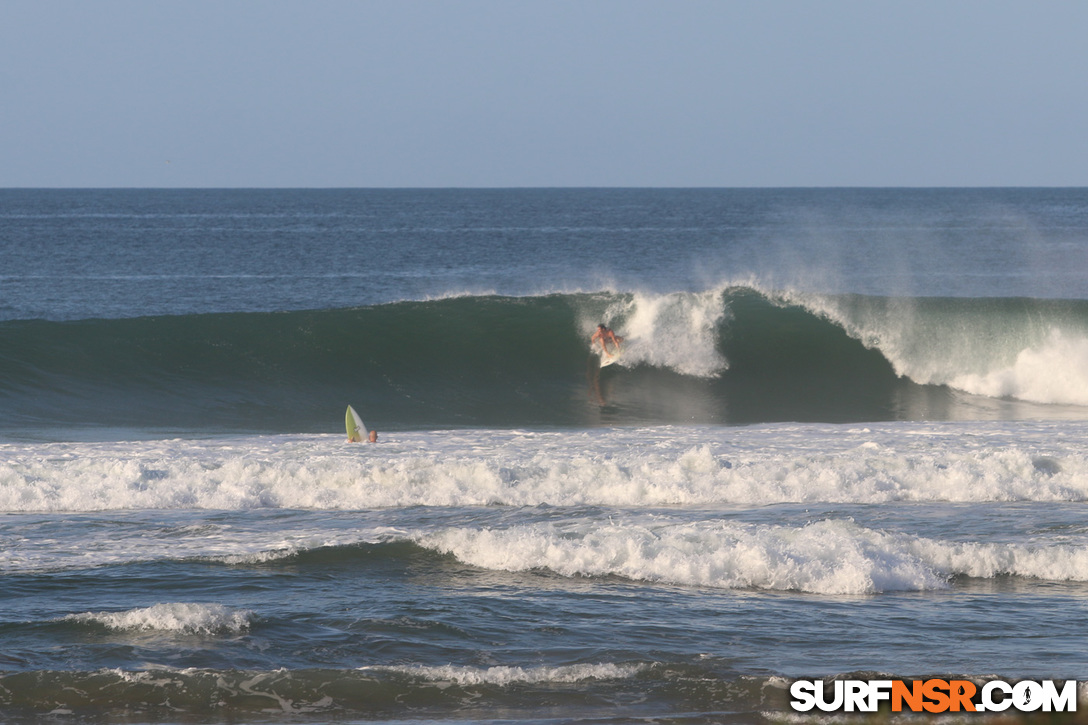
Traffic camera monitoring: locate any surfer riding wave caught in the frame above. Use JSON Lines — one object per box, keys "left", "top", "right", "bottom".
{"left": 591, "top": 324, "right": 623, "bottom": 357}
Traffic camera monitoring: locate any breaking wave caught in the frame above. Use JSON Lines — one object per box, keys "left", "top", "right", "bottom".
{"left": 4, "top": 287, "right": 1088, "bottom": 435}
{"left": 64, "top": 603, "right": 253, "bottom": 634}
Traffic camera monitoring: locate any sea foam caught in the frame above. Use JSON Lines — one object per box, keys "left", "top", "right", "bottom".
{"left": 950, "top": 329, "right": 1088, "bottom": 406}
{"left": 2, "top": 424, "right": 1088, "bottom": 514}
{"left": 64, "top": 603, "right": 252, "bottom": 634}
{"left": 415, "top": 518, "right": 1088, "bottom": 594}
{"left": 783, "top": 289, "right": 1088, "bottom": 407}
{"left": 592, "top": 289, "right": 730, "bottom": 377}
{"left": 360, "top": 662, "right": 645, "bottom": 685}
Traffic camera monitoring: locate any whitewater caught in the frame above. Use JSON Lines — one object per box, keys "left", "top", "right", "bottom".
{"left": 4, "top": 423, "right": 1088, "bottom": 513}
{"left": 3, "top": 188, "right": 1088, "bottom": 723}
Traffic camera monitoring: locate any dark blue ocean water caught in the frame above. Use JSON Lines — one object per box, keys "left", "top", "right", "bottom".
{"left": 2, "top": 189, "right": 1088, "bottom": 723}
{"left": 5, "top": 188, "right": 1088, "bottom": 321}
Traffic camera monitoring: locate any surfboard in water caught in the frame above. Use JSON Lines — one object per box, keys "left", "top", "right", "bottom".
{"left": 598, "top": 345, "right": 623, "bottom": 368}
{"left": 345, "top": 405, "right": 367, "bottom": 442}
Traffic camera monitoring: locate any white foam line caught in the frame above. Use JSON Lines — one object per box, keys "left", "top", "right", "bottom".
{"left": 63, "top": 603, "right": 253, "bottom": 634}
{"left": 358, "top": 662, "right": 646, "bottom": 685}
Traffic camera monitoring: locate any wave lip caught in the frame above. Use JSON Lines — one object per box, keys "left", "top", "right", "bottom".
{"left": 949, "top": 328, "right": 1088, "bottom": 405}
{"left": 63, "top": 603, "right": 253, "bottom": 634}
{"left": 783, "top": 289, "right": 1088, "bottom": 409}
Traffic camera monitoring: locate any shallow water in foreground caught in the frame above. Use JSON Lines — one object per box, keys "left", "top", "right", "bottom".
{"left": 3, "top": 423, "right": 1088, "bottom": 722}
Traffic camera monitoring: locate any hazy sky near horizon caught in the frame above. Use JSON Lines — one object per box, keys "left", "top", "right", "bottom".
{"left": 2, "top": 0, "right": 1086, "bottom": 188}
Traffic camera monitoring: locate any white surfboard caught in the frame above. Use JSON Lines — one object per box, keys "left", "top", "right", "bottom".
{"left": 598, "top": 346, "right": 623, "bottom": 368}
{"left": 345, "top": 405, "right": 367, "bottom": 442}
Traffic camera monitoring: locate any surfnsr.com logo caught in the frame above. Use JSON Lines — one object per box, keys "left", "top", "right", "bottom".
{"left": 790, "top": 679, "right": 1077, "bottom": 714}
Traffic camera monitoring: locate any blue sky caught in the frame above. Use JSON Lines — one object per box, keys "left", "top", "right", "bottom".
{"left": 2, "top": 0, "right": 1085, "bottom": 187}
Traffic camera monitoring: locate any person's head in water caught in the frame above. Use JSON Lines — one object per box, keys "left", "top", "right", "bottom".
{"left": 368, "top": 430, "right": 377, "bottom": 443}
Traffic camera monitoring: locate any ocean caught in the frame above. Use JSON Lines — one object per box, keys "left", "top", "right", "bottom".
{"left": 2, "top": 188, "right": 1088, "bottom": 723}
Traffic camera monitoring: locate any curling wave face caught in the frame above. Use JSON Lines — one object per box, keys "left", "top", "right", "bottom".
{"left": 4, "top": 286, "right": 1088, "bottom": 435}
